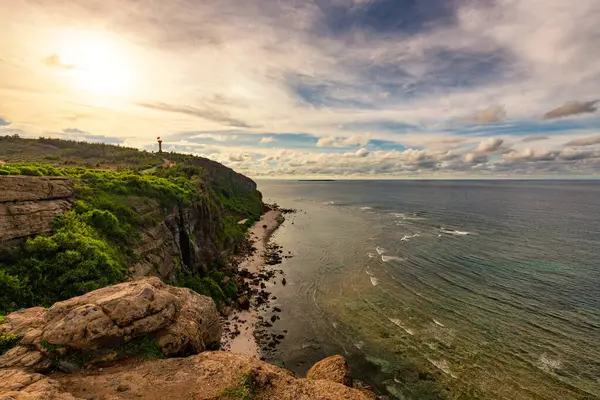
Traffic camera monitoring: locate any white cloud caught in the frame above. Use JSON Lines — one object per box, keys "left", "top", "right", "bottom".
{"left": 469, "top": 105, "right": 506, "bottom": 123}
{"left": 564, "top": 135, "right": 600, "bottom": 147}
{"left": 355, "top": 148, "right": 370, "bottom": 158}
{"left": 316, "top": 135, "right": 370, "bottom": 148}
{"left": 475, "top": 137, "right": 505, "bottom": 153}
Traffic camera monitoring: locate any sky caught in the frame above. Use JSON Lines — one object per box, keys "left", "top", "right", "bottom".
{"left": 1, "top": 0, "right": 599, "bottom": 179}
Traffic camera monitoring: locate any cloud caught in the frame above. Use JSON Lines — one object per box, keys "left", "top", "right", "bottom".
{"left": 260, "top": 137, "right": 277, "bottom": 144}
{"left": 464, "top": 153, "right": 488, "bottom": 164}
{"left": 192, "top": 133, "right": 238, "bottom": 142}
{"left": 468, "top": 105, "right": 506, "bottom": 123}
{"left": 316, "top": 135, "right": 370, "bottom": 148}
{"left": 42, "top": 54, "right": 75, "bottom": 69}
{"left": 63, "top": 128, "right": 87, "bottom": 134}
{"left": 138, "top": 102, "right": 252, "bottom": 128}
{"left": 543, "top": 100, "right": 599, "bottom": 119}
{"left": 228, "top": 153, "right": 246, "bottom": 162}
{"left": 0, "top": 117, "right": 11, "bottom": 127}
{"left": 564, "top": 135, "right": 600, "bottom": 147}
{"left": 521, "top": 135, "right": 548, "bottom": 142}
{"left": 355, "top": 148, "right": 369, "bottom": 157}
{"left": 475, "top": 137, "right": 504, "bottom": 153}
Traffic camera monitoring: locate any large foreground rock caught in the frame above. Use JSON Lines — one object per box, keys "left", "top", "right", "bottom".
{"left": 0, "top": 278, "right": 221, "bottom": 370}
{"left": 0, "top": 352, "right": 375, "bottom": 400}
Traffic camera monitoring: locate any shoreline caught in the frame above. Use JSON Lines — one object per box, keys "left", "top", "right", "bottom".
{"left": 220, "top": 209, "right": 284, "bottom": 357}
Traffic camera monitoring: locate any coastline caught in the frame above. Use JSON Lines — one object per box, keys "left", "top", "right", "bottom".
{"left": 221, "top": 209, "right": 283, "bottom": 357}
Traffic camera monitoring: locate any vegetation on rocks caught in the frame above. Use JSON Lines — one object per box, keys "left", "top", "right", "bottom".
{"left": 0, "top": 137, "right": 263, "bottom": 315}
{"left": 0, "top": 332, "right": 19, "bottom": 355}
{"left": 218, "top": 372, "right": 259, "bottom": 400}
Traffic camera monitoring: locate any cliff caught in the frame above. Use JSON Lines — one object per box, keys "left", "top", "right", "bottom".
{"left": 0, "top": 176, "right": 74, "bottom": 243}
{"left": 0, "top": 161, "right": 262, "bottom": 315}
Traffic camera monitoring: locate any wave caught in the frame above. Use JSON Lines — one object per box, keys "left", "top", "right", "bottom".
{"left": 381, "top": 255, "right": 403, "bottom": 262}
{"left": 376, "top": 246, "right": 386, "bottom": 255}
{"left": 539, "top": 354, "right": 562, "bottom": 372}
{"left": 401, "top": 234, "right": 420, "bottom": 241}
{"left": 426, "top": 358, "right": 457, "bottom": 378}
{"left": 441, "top": 228, "right": 470, "bottom": 236}
{"left": 389, "top": 318, "right": 415, "bottom": 335}
{"left": 433, "top": 319, "right": 445, "bottom": 327}
{"left": 370, "top": 276, "right": 379, "bottom": 286}
{"left": 360, "top": 206, "right": 373, "bottom": 210}
{"left": 367, "top": 252, "right": 377, "bottom": 259}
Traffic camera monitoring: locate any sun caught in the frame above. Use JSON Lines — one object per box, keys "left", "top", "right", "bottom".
{"left": 56, "top": 31, "right": 136, "bottom": 98}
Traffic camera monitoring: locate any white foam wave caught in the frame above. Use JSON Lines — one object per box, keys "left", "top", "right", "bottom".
{"left": 370, "top": 277, "right": 379, "bottom": 286}
{"left": 441, "top": 228, "right": 469, "bottom": 236}
{"left": 401, "top": 233, "right": 419, "bottom": 241}
{"left": 360, "top": 206, "right": 373, "bottom": 210}
{"left": 376, "top": 246, "right": 386, "bottom": 255}
{"left": 381, "top": 255, "right": 403, "bottom": 262}
{"left": 365, "top": 270, "right": 373, "bottom": 276}
{"left": 367, "top": 252, "right": 377, "bottom": 259}
{"left": 433, "top": 319, "right": 445, "bottom": 327}
{"left": 389, "top": 318, "right": 415, "bottom": 335}
{"left": 539, "top": 354, "right": 562, "bottom": 371}
{"left": 426, "top": 358, "right": 457, "bottom": 378}
{"left": 390, "top": 213, "right": 406, "bottom": 218}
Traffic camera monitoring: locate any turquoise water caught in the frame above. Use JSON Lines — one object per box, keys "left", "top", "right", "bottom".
{"left": 257, "top": 180, "right": 600, "bottom": 399}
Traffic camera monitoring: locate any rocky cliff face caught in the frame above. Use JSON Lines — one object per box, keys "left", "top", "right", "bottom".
{"left": 0, "top": 175, "right": 235, "bottom": 282}
{"left": 131, "top": 190, "right": 222, "bottom": 280}
{"left": 0, "top": 176, "right": 74, "bottom": 243}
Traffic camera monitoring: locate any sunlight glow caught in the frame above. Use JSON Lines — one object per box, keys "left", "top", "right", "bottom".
{"left": 56, "top": 31, "right": 136, "bottom": 98}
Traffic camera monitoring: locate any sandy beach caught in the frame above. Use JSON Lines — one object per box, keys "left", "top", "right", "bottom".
{"left": 222, "top": 209, "right": 283, "bottom": 357}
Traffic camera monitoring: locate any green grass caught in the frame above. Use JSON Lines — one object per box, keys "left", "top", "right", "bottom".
{"left": 218, "top": 372, "right": 258, "bottom": 400}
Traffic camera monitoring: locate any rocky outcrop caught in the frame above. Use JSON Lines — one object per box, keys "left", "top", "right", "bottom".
{"left": 1, "top": 352, "right": 373, "bottom": 400}
{"left": 307, "top": 354, "right": 352, "bottom": 386}
{"left": 0, "top": 368, "right": 78, "bottom": 400}
{"left": 0, "top": 278, "right": 221, "bottom": 370}
{"left": 0, "top": 176, "right": 74, "bottom": 243}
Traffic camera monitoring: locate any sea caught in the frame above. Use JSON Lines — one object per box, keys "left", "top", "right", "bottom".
{"left": 255, "top": 180, "right": 600, "bottom": 400}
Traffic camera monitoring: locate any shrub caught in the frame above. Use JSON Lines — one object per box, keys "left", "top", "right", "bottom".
{"left": 0, "top": 332, "right": 20, "bottom": 355}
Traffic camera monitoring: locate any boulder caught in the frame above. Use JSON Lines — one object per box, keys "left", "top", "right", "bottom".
{"left": 0, "top": 278, "right": 221, "bottom": 370}
{"left": 307, "top": 354, "right": 352, "bottom": 386}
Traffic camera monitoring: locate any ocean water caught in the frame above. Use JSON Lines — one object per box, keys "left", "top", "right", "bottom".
{"left": 256, "top": 180, "right": 600, "bottom": 400}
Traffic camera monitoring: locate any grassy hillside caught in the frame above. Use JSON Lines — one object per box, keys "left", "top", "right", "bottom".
{"left": 0, "top": 136, "right": 263, "bottom": 315}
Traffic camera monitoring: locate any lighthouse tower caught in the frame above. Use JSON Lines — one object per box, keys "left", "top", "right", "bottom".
{"left": 157, "top": 136, "right": 163, "bottom": 154}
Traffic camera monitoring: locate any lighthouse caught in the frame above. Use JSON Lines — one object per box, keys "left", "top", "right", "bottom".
{"left": 157, "top": 136, "right": 163, "bottom": 154}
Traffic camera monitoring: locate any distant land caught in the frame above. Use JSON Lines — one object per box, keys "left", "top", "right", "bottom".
{"left": 297, "top": 179, "right": 336, "bottom": 182}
